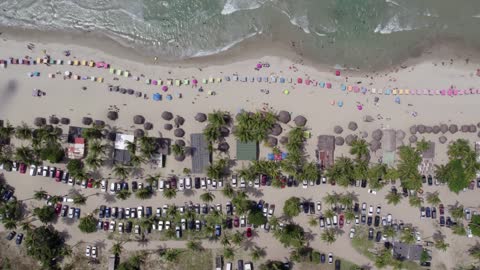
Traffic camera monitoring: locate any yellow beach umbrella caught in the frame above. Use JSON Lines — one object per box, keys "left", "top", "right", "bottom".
{"left": 283, "top": 89, "right": 289, "bottom": 95}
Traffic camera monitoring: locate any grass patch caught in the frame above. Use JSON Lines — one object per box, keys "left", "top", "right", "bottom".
{"left": 176, "top": 249, "right": 212, "bottom": 270}
{"left": 350, "top": 227, "right": 375, "bottom": 261}
{"left": 400, "top": 260, "right": 422, "bottom": 270}
{"left": 340, "top": 259, "right": 362, "bottom": 270}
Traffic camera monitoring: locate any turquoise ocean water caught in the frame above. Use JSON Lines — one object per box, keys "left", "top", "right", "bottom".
{"left": 0, "top": 0, "right": 479, "bottom": 68}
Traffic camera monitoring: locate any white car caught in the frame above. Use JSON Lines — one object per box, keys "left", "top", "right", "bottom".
{"left": 302, "top": 180, "right": 308, "bottom": 188}
{"left": 316, "top": 201, "right": 322, "bottom": 211}
{"left": 42, "top": 166, "right": 49, "bottom": 177}
{"left": 467, "top": 227, "right": 473, "bottom": 238}
{"left": 368, "top": 205, "right": 374, "bottom": 216}
{"left": 376, "top": 206, "right": 381, "bottom": 215}
{"left": 156, "top": 207, "right": 162, "bottom": 217}
{"left": 218, "top": 179, "right": 223, "bottom": 188}
{"left": 179, "top": 178, "right": 185, "bottom": 190}
{"left": 326, "top": 217, "right": 332, "bottom": 228}
{"left": 91, "top": 246, "right": 97, "bottom": 258}
{"left": 368, "top": 189, "right": 377, "bottom": 195}
{"left": 231, "top": 176, "right": 237, "bottom": 187}
{"left": 134, "top": 225, "right": 140, "bottom": 234}
{"left": 118, "top": 222, "right": 124, "bottom": 233}
{"left": 68, "top": 207, "right": 75, "bottom": 218}
{"left": 185, "top": 177, "right": 191, "bottom": 189}
{"left": 158, "top": 220, "right": 164, "bottom": 231}
{"left": 137, "top": 206, "right": 144, "bottom": 218}
{"left": 254, "top": 178, "right": 260, "bottom": 188}
{"left": 109, "top": 220, "right": 116, "bottom": 232}
{"left": 240, "top": 178, "right": 246, "bottom": 188}
{"left": 165, "top": 220, "right": 171, "bottom": 230}
{"left": 212, "top": 179, "right": 217, "bottom": 189}
{"left": 387, "top": 214, "right": 392, "bottom": 224}
{"left": 109, "top": 182, "right": 116, "bottom": 194}
{"left": 29, "top": 165, "right": 36, "bottom": 176}
{"left": 349, "top": 228, "right": 355, "bottom": 239}
{"left": 85, "top": 245, "right": 91, "bottom": 257}
{"left": 68, "top": 177, "right": 75, "bottom": 186}
{"left": 36, "top": 166, "right": 42, "bottom": 176}
{"left": 328, "top": 253, "right": 333, "bottom": 264}
{"left": 333, "top": 215, "right": 338, "bottom": 226}
{"left": 159, "top": 179, "right": 165, "bottom": 190}
{"left": 240, "top": 215, "right": 246, "bottom": 227}
{"left": 101, "top": 180, "right": 107, "bottom": 192}
{"left": 361, "top": 203, "right": 367, "bottom": 214}
{"left": 268, "top": 204, "right": 275, "bottom": 218}
{"left": 355, "top": 215, "right": 360, "bottom": 225}
{"left": 201, "top": 178, "right": 207, "bottom": 189}
{"left": 181, "top": 218, "right": 186, "bottom": 230}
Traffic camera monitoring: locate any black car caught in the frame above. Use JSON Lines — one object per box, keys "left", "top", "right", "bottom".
{"left": 422, "top": 175, "right": 426, "bottom": 183}
{"left": 16, "top": 233, "right": 23, "bottom": 245}
{"left": 146, "top": 207, "right": 152, "bottom": 218}
{"left": 335, "top": 259, "right": 341, "bottom": 270}
{"left": 188, "top": 219, "right": 195, "bottom": 230}
{"left": 302, "top": 202, "right": 309, "bottom": 214}
{"left": 353, "top": 203, "right": 359, "bottom": 213}
{"left": 477, "top": 178, "right": 480, "bottom": 188}
{"left": 320, "top": 253, "right": 326, "bottom": 263}
{"left": 237, "top": 260, "right": 244, "bottom": 270}
{"left": 402, "top": 187, "right": 409, "bottom": 197}
{"left": 439, "top": 216, "right": 445, "bottom": 226}
{"left": 131, "top": 181, "right": 138, "bottom": 192}
{"left": 202, "top": 204, "right": 208, "bottom": 214}
{"left": 374, "top": 216, "right": 380, "bottom": 227}
{"left": 427, "top": 175, "right": 433, "bottom": 186}
{"left": 361, "top": 215, "right": 366, "bottom": 224}
{"left": 6, "top": 231, "right": 16, "bottom": 240}
{"left": 98, "top": 205, "right": 106, "bottom": 219}
{"left": 287, "top": 176, "right": 293, "bottom": 187}
{"left": 375, "top": 231, "right": 382, "bottom": 242}
{"left": 431, "top": 207, "right": 437, "bottom": 219}
{"left": 361, "top": 179, "right": 367, "bottom": 188}
{"left": 391, "top": 186, "right": 397, "bottom": 194}
{"left": 105, "top": 207, "right": 111, "bottom": 218}
{"left": 309, "top": 202, "right": 315, "bottom": 214}
{"left": 126, "top": 221, "right": 132, "bottom": 233}
{"left": 446, "top": 217, "right": 452, "bottom": 227}
{"left": 426, "top": 207, "right": 431, "bottom": 218}
{"left": 367, "top": 216, "right": 373, "bottom": 226}
{"left": 368, "top": 228, "right": 374, "bottom": 240}
{"left": 194, "top": 177, "right": 201, "bottom": 189}
{"left": 225, "top": 218, "right": 232, "bottom": 229}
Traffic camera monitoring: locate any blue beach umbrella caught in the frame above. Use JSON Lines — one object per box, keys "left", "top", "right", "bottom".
{"left": 395, "top": 97, "right": 401, "bottom": 104}
{"left": 341, "top": 84, "right": 346, "bottom": 91}
{"left": 166, "top": 94, "right": 173, "bottom": 101}
{"left": 337, "top": 101, "right": 343, "bottom": 107}
{"left": 152, "top": 93, "right": 161, "bottom": 101}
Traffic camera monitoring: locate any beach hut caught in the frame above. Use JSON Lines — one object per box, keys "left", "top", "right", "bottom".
{"left": 297, "top": 78, "right": 303, "bottom": 84}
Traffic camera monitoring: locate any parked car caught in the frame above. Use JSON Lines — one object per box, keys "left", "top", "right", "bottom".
{"left": 246, "top": 227, "right": 252, "bottom": 238}
{"left": 439, "top": 204, "right": 444, "bottom": 215}
{"left": 6, "top": 231, "right": 16, "bottom": 240}
{"left": 29, "top": 165, "right": 36, "bottom": 176}
{"left": 375, "top": 231, "right": 382, "bottom": 242}
{"left": 85, "top": 245, "right": 91, "bottom": 257}
{"left": 349, "top": 228, "right": 355, "bottom": 239}
{"left": 368, "top": 228, "right": 374, "bottom": 240}
{"left": 439, "top": 216, "right": 445, "bottom": 226}
{"left": 328, "top": 253, "right": 333, "bottom": 264}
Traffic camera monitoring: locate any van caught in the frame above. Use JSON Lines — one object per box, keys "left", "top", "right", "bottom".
{"left": 226, "top": 262, "right": 232, "bottom": 270}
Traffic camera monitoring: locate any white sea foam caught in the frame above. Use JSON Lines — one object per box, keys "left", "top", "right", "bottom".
{"left": 190, "top": 31, "right": 258, "bottom": 57}
{"left": 374, "top": 15, "right": 414, "bottom": 34}
{"left": 385, "top": 0, "right": 400, "bottom": 7}
{"left": 221, "top": 0, "right": 265, "bottom": 15}
{"left": 290, "top": 15, "right": 310, "bottom": 34}
{"left": 474, "top": 14, "right": 480, "bottom": 18}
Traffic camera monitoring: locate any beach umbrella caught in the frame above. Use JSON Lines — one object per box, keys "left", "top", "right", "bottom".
{"left": 425, "top": 126, "right": 433, "bottom": 133}
{"left": 44, "top": 125, "right": 54, "bottom": 132}
{"left": 175, "top": 140, "right": 186, "bottom": 147}
{"left": 432, "top": 126, "right": 440, "bottom": 134}
{"left": 392, "top": 131, "right": 405, "bottom": 143}
{"left": 363, "top": 115, "right": 374, "bottom": 123}
{"left": 277, "top": 111, "right": 291, "bottom": 124}
{"left": 164, "top": 124, "right": 173, "bottom": 131}
{"left": 338, "top": 101, "right": 343, "bottom": 107}
{"left": 283, "top": 89, "right": 290, "bottom": 95}
{"left": 133, "top": 115, "right": 145, "bottom": 125}
{"left": 153, "top": 93, "right": 161, "bottom": 101}
{"left": 144, "top": 122, "right": 153, "bottom": 130}
{"left": 348, "top": 121, "right": 358, "bottom": 131}
{"left": 256, "top": 63, "right": 262, "bottom": 69}
{"left": 192, "top": 79, "right": 198, "bottom": 85}
{"left": 219, "top": 126, "right": 230, "bottom": 137}
{"left": 370, "top": 140, "right": 381, "bottom": 151}
{"left": 174, "top": 116, "right": 185, "bottom": 126}
{"left": 270, "top": 123, "right": 283, "bottom": 136}
{"left": 360, "top": 131, "right": 368, "bottom": 138}
{"left": 107, "top": 111, "right": 118, "bottom": 121}
{"left": 334, "top": 126, "right": 343, "bottom": 134}
{"left": 293, "top": 115, "right": 307, "bottom": 127}
{"left": 357, "top": 105, "right": 363, "bottom": 111}
{"left": 417, "top": 125, "right": 426, "bottom": 134}
{"left": 34, "top": 117, "right": 46, "bottom": 127}
{"left": 267, "top": 136, "right": 278, "bottom": 147}
{"left": 127, "top": 89, "right": 135, "bottom": 95}
{"left": 218, "top": 142, "right": 230, "bottom": 152}
{"left": 439, "top": 136, "right": 447, "bottom": 144}
{"left": 409, "top": 135, "right": 418, "bottom": 143}
{"left": 409, "top": 125, "right": 417, "bottom": 134}
{"left": 195, "top": 113, "right": 207, "bottom": 122}
{"left": 470, "top": 125, "right": 477, "bottom": 133}
{"left": 134, "top": 129, "right": 144, "bottom": 138}
{"left": 60, "top": 117, "right": 70, "bottom": 125}
{"left": 335, "top": 136, "right": 345, "bottom": 146}
{"left": 120, "top": 88, "right": 127, "bottom": 94}
{"left": 440, "top": 124, "right": 448, "bottom": 134}
{"left": 162, "top": 85, "right": 168, "bottom": 92}
{"left": 449, "top": 124, "right": 458, "bottom": 134}
{"left": 372, "top": 129, "right": 383, "bottom": 141}
{"left": 166, "top": 94, "right": 173, "bottom": 100}
{"left": 280, "top": 136, "right": 288, "bottom": 145}
{"left": 82, "top": 117, "right": 93, "bottom": 126}
{"left": 461, "top": 125, "right": 469, "bottom": 132}
{"left": 49, "top": 116, "right": 59, "bottom": 125}
{"left": 162, "top": 111, "right": 173, "bottom": 121}
{"left": 94, "top": 120, "right": 105, "bottom": 128}
{"left": 345, "top": 134, "right": 358, "bottom": 146}
{"left": 174, "top": 128, "right": 185, "bottom": 137}
{"left": 136, "top": 91, "right": 142, "bottom": 97}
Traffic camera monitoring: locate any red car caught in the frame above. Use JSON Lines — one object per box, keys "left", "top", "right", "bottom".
{"left": 170, "top": 177, "right": 177, "bottom": 189}
{"left": 246, "top": 227, "right": 252, "bottom": 238}
{"left": 19, "top": 163, "right": 26, "bottom": 174}
{"left": 261, "top": 175, "right": 267, "bottom": 186}
{"left": 54, "top": 203, "right": 62, "bottom": 215}
{"left": 233, "top": 216, "right": 239, "bottom": 227}
{"left": 439, "top": 204, "right": 444, "bottom": 215}
{"left": 339, "top": 214, "right": 344, "bottom": 228}
{"left": 55, "top": 170, "right": 62, "bottom": 182}
{"left": 280, "top": 176, "right": 286, "bottom": 189}
{"left": 87, "top": 178, "right": 94, "bottom": 188}
{"left": 103, "top": 221, "right": 109, "bottom": 231}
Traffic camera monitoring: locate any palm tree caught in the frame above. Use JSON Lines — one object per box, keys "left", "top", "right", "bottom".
{"left": 321, "top": 228, "right": 336, "bottom": 244}
{"left": 426, "top": 191, "right": 441, "bottom": 206}
{"left": 88, "top": 140, "right": 107, "bottom": 156}
{"left": 344, "top": 209, "right": 355, "bottom": 222}
{"left": 186, "top": 240, "right": 202, "bottom": 251}
{"left": 116, "top": 189, "right": 131, "bottom": 200}
{"left": 171, "top": 144, "right": 185, "bottom": 157}
{"left": 3, "top": 218, "right": 17, "bottom": 230}
{"left": 111, "top": 241, "right": 124, "bottom": 255}
{"left": 203, "top": 124, "right": 221, "bottom": 143}
{"left": 130, "top": 154, "right": 146, "bottom": 167}
{"left": 416, "top": 139, "right": 430, "bottom": 153}
{"left": 250, "top": 247, "right": 265, "bottom": 261}
{"left": 326, "top": 156, "right": 355, "bottom": 187}
{"left": 324, "top": 209, "right": 335, "bottom": 219}
{"left": 163, "top": 188, "right": 177, "bottom": 199}
{"left": 308, "top": 217, "right": 318, "bottom": 227}
{"left": 125, "top": 141, "right": 136, "bottom": 155}
{"left": 162, "top": 249, "right": 182, "bottom": 262}
{"left": 138, "top": 136, "right": 157, "bottom": 159}
{"left": 383, "top": 226, "right": 396, "bottom": 240}
{"left": 220, "top": 234, "right": 231, "bottom": 246}
{"left": 85, "top": 156, "right": 104, "bottom": 171}
{"left": 350, "top": 139, "right": 369, "bottom": 161}
{"left": 208, "top": 111, "right": 227, "bottom": 127}
{"left": 323, "top": 192, "right": 340, "bottom": 208}
{"left": 112, "top": 164, "right": 131, "bottom": 180}
{"left": 408, "top": 195, "right": 423, "bottom": 207}
{"left": 200, "top": 192, "right": 215, "bottom": 203}
{"left": 222, "top": 183, "right": 235, "bottom": 198}
{"left": 72, "top": 193, "right": 87, "bottom": 205}
{"left": 450, "top": 204, "right": 465, "bottom": 220}
{"left": 33, "top": 190, "right": 47, "bottom": 201}
{"left": 15, "top": 122, "right": 32, "bottom": 140}
{"left": 167, "top": 205, "right": 178, "bottom": 219}
{"left": 15, "top": 145, "right": 35, "bottom": 165}
{"left": 469, "top": 244, "right": 480, "bottom": 261}
{"left": 434, "top": 239, "right": 449, "bottom": 251}
{"left": 135, "top": 188, "right": 152, "bottom": 200}
{"left": 223, "top": 247, "right": 235, "bottom": 260}
{"left": 0, "top": 121, "right": 15, "bottom": 141}
{"left": 231, "top": 231, "right": 244, "bottom": 246}
{"left": 400, "top": 229, "right": 415, "bottom": 244}
{"left": 339, "top": 192, "right": 357, "bottom": 207}
{"left": 20, "top": 221, "right": 34, "bottom": 232}
{"left": 138, "top": 218, "right": 154, "bottom": 232}
{"left": 386, "top": 191, "right": 402, "bottom": 205}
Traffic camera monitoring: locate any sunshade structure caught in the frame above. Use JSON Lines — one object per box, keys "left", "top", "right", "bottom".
{"left": 293, "top": 115, "right": 307, "bottom": 127}
{"left": 360, "top": 131, "right": 368, "bottom": 138}
{"left": 335, "top": 136, "right": 344, "bottom": 146}
{"left": 417, "top": 125, "right": 426, "bottom": 134}
{"left": 164, "top": 124, "right": 173, "bottom": 131}
{"left": 410, "top": 125, "right": 417, "bottom": 134}
{"left": 372, "top": 129, "right": 383, "bottom": 141}
{"left": 318, "top": 135, "right": 335, "bottom": 169}
{"left": 267, "top": 136, "right": 278, "bottom": 147}
{"left": 107, "top": 111, "right": 118, "bottom": 121}
{"left": 348, "top": 121, "right": 358, "bottom": 131}
{"left": 439, "top": 136, "right": 447, "bottom": 144}
{"left": 191, "top": 133, "right": 211, "bottom": 173}
{"left": 432, "top": 126, "right": 440, "bottom": 134}
{"left": 449, "top": 124, "right": 458, "bottom": 134}
{"left": 440, "top": 124, "right": 448, "bottom": 134}
{"left": 345, "top": 134, "right": 358, "bottom": 146}
{"left": 144, "top": 122, "right": 153, "bottom": 130}
{"left": 396, "top": 130, "right": 406, "bottom": 140}
{"left": 334, "top": 126, "right": 343, "bottom": 134}
{"left": 60, "top": 117, "right": 70, "bottom": 125}
{"left": 277, "top": 111, "right": 291, "bottom": 124}
{"left": 236, "top": 140, "right": 258, "bottom": 161}
{"left": 280, "top": 136, "right": 288, "bottom": 145}
{"left": 174, "top": 116, "right": 185, "bottom": 126}
{"left": 174, "top": 128, "right": 185, "bottom": 137}
{"left": 49, "top": 116, "right": 59, "bottom": 125}
{"left": 195, "top": 113, "right": 207, "bottom": 123}
{"left": 133, "top": 115, "right": 145, "bottom": 125}
{"left": 94, "top": 120, "right": 105, "bottom": 128}
{"left": 134, "top": 129, "right": 144, "bottom": 138}
{"left": 218, "top": 142, "right": 230, "bottom": 152}
{"left": 270, "top": 123, "right": 283, "bottom": 136}
{"left": 82, "top": 117, "right": 93, "bottom": 126}
{"left": 370, "top": 140, "right": 381, "bottom": 151}
{"left": 409, "top": 135, "right": 418, "bottom": 143}
{"left": 161, "top": 111, "right": 174, "bottom": 121}
{"left": 34, "top": 117, "right": 46, "bottom": 127}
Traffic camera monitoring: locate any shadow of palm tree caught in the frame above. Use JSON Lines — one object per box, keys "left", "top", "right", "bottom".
{"left": 61, "top": 217, "right": 76, "bottom": 226}
{"left": 304, "top": 231, "right": 317, "bottom": 242}
{"left": 241, "top": 239, "right": 256, "bottom": 251}
{"left": 245, "top": 187, "right": 263, "bottom": 198}
{"left": 103, "top": 193, "right": 117, "bottom": 203}
{"left": 93, "top": 239, "right": 107, "bottom": 252}
{"left": 432, "top": 230, "right": 446, "bottom": 242}
{"left": 60, "top": 228, "right": 72, "bottom": 241}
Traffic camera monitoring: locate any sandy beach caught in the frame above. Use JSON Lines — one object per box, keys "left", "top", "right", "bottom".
{"left": 0, "top": 30, "right": 480, "bottom": 270}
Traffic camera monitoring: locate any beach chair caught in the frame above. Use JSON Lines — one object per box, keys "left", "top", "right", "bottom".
{"left": 175, "top": 80, "right": 181, "bottom": 86}
{"left": 392, "top": 89, "right": 397, "bottom": 95}
{"left": 404, "top": 89, "right": 409, "bottom": 95}
{"left": 263, "top": 77, "right": 268, "bottom": 82}
{"left": 371, "top": 88, "right": 376, "bottom": 94}
{"left": 167, "top": 80, "right": 173, "bottom": 86}
{"left": 202, "top": 78, "right": 207, "bottom": 84}
{"left": 398, "top": 89, "right": 403, "bottom": 95}
{"left": 233, "top": 76, "right": 238, "bottom": 81}
{"left": 81, "top": 60, "right": 87, "bottom": 66}
{"left": 116, "top": 70, "right": 123, "bottom": 76}
{"left": 89, "top": 61, "right": 95, "bottom": 67}
{"left": 97, "top": 77, "right": 104, "bottom": 83}
{"left": 73, "top": 60, "right": 79, "bottom": 66}
{"left": 209, "top": 77, "right": 214, "bottom": 83}
{"left": 250, "top": 77, "right": 255, "bottom": 82}
{"left": 91, "top": 76, "right": 96, "bottom": 81}
{"left": 257, "top": 77, "right": 262, "bottom": 82}
{"left": 279, "top": 77, "right": 285, "bottom": 83}
{"left": 146, "top": 79, "right": 151, "bottom": 85}
{"left": 378, "top": 89, "right": 383, "bottom": 95}
{"left": 109, "top": 68, "right": 115, "bottom": 74}
{"left": 124, "top": 71, "right": 129, "bottom": 77}
{"left": 158, "top": 80, "right": 163, "bottom": 85}
{"left": 224, "top": 76, "right": 231, "bottom": 81}
{"left": 58, "top": 59, "right": 63, "bottom": 65}
{"left": 216, "top": 78, "right": 222, "bottom": 83}
{"left": 184, "top": 79, "right": 189, "bottom": 85}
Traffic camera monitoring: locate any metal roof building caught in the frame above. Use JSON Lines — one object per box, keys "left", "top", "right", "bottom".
{"left": 236, "top": 140, "right": 258, "bottom": 161}
{"left": 317, "top": 135, "right": 335, "bottom": 169}
{"left": 191, "top": 133, "right": 211, "bottom": 173}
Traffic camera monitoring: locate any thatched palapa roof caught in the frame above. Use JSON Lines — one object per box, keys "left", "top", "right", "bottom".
{"left": 277, "top": 111, "right": 291, "bottom": 124}
{"left": 133, "top": 115, "right": 145, "bottom": 125}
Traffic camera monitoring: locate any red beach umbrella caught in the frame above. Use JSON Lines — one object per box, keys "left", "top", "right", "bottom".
{"left": 162, "top": 85, "right": 168, "bottom": 91}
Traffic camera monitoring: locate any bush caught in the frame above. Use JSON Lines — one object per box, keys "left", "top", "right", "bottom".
{"left": 78, "top": 215, "right": 98, "bottom": 233}
{"left": 248, "top": 208, "right": 267, "bottom": 226}
{"left": 470, "top": 215, "right": 480, "bottom": 237}
{"left": 311, "top": 251, "right": 321, "bottom": 264}
{"left": 25, "top": 226, "right": 66, "bottom": 268}
{"left": 33, "top": 206, "right": 56, "bottom": 223}
{"left": 66, "top": 159, "right": 84, "bottom": 177}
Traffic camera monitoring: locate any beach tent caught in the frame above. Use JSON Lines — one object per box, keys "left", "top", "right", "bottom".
{"left": 48, "top": 73, "right": 55, "bottom": 78}
{"left": 49, "top": 59, "right": 55, "bottom": 65}
{"left": 267, "top": 153, "right": 275, "bottom": 161}
{"left": 288, "top": 78, "right": 293, "bottom": 83}
{"left": 250, "top": 77, "right": 255, "bottom": 82}
{"left": 240, "top": 77, "right": 247, "bottom": 82}
{"left": 57, "top": 60, "right": 63, "bottom": 65}
{"left": 361, "top": 87, "right": 367, "bottom": 94}
{"left": 313, "top": 81, "right": 318, "bottom": 86}
{"left": 73, "top": 60, "right": 79, "bottom": 66}
{"left": 166, "top": 94, "right": 173, "bottom": 100}
{"left": 353, "top": 86, "right": 359, "bottom": 93}
{"left": 38, "top": 58, "right": 43, "bottom": 64}
{"left": 405, "top": 89, "right": 410, "bottom": 95}
{"left": 395, "top": 97, "right": 401, "bottom": 104}
{"left": 398, "top": 89, "right": 403, "bottom": 95}
{"left": 158, "top": 80, "right": 163, "bottom": 85}
{"left": 175, "top": 80, "right": 181, "bottom": 86}
{"left": 153, "top": 93, "right": 162, "bottom": 101}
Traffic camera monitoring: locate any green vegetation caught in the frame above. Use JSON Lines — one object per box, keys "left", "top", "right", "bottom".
{"left": 118, "top": 252, "right": 147, "bottom": 270}
{"left": 320, "top": 228, "right": 337, "bottom": 244}
{"left": 206, "top": 158, "right": 228, "bottom": 180}
{"left": 259, "top": 260, "right": 289, "bottom": 270}
{"left": 33, "top": 206, "right": 56, "bottom": 224}
{"left": 273, "top": 223, "right": 305, "bottom": 248}
{"left": 283, "top": 197, "right": 301, "bottom": 218}
{"left": 426, "top": 191, "right": 441, "bottom": 206}
{"left": 135, "top": 187, "right": 153, "bottom": 200}
{"left": 470, "top": 215, "right": 480, "bottom": 237}
{"left": 66, "top": 159, "right": 85, "bottom": 179}
{"left": 248, "top": 207, "right": 267, "bottom": 226}
{"left": 233, "top": 110, "right": 276, "bottom": 142}
{"left": 200, "top": 191, "right": 215, "bottom": 203}
{"left": 326, "top": 156, "right": 355, "bottom": 187}
{"left": 396, "top": 145, "right": 423, "bottom": 191}
{"left": 25, "top": 225, "right": 68, "bottom": 269}
{"left": 78, "top": 215, "right": 98, "bottom": 233}
{"left": 385, "top": 190, "right": 402, "bottom": 205}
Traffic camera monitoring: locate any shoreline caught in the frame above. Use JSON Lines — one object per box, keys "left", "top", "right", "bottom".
{"left": 1, "top": 25, "right": 480, "bottom": 75}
